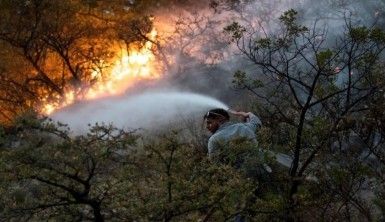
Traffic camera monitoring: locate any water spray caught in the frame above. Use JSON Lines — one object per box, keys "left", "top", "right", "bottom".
{"left": 51, "top": 90, "right": 229, "bottom": 134}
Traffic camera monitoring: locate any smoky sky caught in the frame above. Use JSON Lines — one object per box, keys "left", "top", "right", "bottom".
{"left": 51, "top": 0, "right": 384, "bottom": 134}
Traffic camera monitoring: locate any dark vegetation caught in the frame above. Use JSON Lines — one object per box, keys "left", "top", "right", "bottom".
{"left": 1, "top": 0, "right": 385, "bottom": 221}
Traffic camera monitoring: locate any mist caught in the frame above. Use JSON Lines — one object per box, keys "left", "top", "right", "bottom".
{"left": 51, "top": 90, "right": 228, "bottom": 134}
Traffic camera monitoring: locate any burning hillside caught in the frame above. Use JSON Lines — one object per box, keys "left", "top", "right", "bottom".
{"left": 41, "top": 29, "right": 161, "bottom": 115}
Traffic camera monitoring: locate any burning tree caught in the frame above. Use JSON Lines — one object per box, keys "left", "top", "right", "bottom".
{"left": 225, "top": 8, "right": 385, "bottom": 221}
{"left": 0, "top": 0, "right": 166, "bottom": 121}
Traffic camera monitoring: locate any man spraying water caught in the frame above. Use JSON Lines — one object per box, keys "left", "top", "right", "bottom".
{"left": 204, "top": 108, "right": 271, "bottom": 222}
{"left": 203, "top": 108, "right": 293, "bottom": 170}
{"left": 203, "top": 108, "right": 262, "bottom": 158}
{"left": 204, "top": 108, "right": 274, "bottom": 177}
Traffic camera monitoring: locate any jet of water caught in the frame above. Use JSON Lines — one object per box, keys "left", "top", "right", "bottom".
{"left": 51, "top": 90, "right": 229, "bottom": 134}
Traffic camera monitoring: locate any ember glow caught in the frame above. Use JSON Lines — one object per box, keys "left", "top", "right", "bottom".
{"left": 41, "top": 29, "right": 160, "bottom": 115}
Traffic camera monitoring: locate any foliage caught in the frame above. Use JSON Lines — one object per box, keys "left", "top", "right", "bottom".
{"left": 1, "top": 1, "right": 385, "bottom": 221}
{"left": 0, "top": 0, "right": 157, "bottom": 123}
{"left": 0, "top": 115, "right": 267, "bottom": 221}
{"left": 225, "top": 8, "right": 385, "bottom": 221}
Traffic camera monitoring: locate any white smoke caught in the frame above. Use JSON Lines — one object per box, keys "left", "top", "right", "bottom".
{"left": 51, "top": 0, "right": 384, "bottom": 135}
{"left": 51, "top": 90, "right": 228, "bottom": 134}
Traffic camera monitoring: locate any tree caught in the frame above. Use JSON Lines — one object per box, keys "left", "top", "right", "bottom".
{"left": 0, "top": 0, "right": 155, "bottom": 123}
{"left": 0, "top": 115, "right": 139, "bottom": 221}
{"left": 0, "top": 114, "right": 255, "bottom": 221}
{"left": 225, "top": 8, "right": 385, "bottom": 220}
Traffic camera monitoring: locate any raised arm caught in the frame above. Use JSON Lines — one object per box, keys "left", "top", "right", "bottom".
{"left": 228, "top": 110, "right": 262, "bottom": 131}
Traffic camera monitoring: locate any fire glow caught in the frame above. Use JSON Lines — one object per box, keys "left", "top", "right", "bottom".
{"left": 41, "top": 29, "right": 160, "bottom": 115}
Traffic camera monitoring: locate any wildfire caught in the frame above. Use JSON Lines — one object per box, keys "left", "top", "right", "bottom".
{"left": 41, "top": 29, "right": 160, "bottom": 115}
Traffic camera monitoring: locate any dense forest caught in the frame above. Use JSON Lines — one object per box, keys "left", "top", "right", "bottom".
{"left": 1, "top": 0, "right": 385, "bottom": 221}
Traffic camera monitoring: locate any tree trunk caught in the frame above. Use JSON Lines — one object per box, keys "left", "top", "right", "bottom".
{"left": 91, "top": 202, "right": 104, "bottom": 222}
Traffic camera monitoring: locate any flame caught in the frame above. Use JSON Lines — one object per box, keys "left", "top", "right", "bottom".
{"left": 41, "top": 29, "right": 160, "bottom": 115}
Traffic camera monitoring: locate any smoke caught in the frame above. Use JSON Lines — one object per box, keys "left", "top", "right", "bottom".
{"left": 52, "top": 0, "right": 384, "bottom": 134}
{"left": 151, "top": 0, "right": 384, "bottom": 91}
{"left": 51, "top": 90, "right": 228, "bottom": 134}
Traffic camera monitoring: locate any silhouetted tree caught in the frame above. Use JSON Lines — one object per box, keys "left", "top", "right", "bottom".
{"left": 225, "top": 8, "right": 385, "bottom": 220}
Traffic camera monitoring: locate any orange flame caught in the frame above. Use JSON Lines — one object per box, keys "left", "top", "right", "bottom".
{"left": 41, "top": 29, "right": 160, "bottom": 115}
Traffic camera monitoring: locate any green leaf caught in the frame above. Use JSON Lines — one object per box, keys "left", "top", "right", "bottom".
{"left": 224, "top": 22, "right": 246, "bottom": 42}
{"left": 279, "top": 9, "right": 308, "bottom": 37}
{"left": 349, "top": 26, "right": 370, "bottom": 42}
{"left": 370, "top": 27, "right": 385, "bottom": 43}
{"left": 316, "top": 49, "right": 333, "bottom": 67}
{"left": 255, "top": 38, "right": 272, "bottom": 49}
{"left": 232, "top": 70, "right": 247, "bottom": 87}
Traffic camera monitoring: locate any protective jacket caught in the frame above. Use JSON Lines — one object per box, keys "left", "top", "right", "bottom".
{"left": 208, "top": 113, "right": 262, "bottom": 158}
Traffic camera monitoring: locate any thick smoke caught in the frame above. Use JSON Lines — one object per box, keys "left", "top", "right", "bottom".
{"left": 155, "top": 0, "right": 384, "bottom": 93}
{"left": 51, "top": 0, "right": 384, "bottom": 134}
